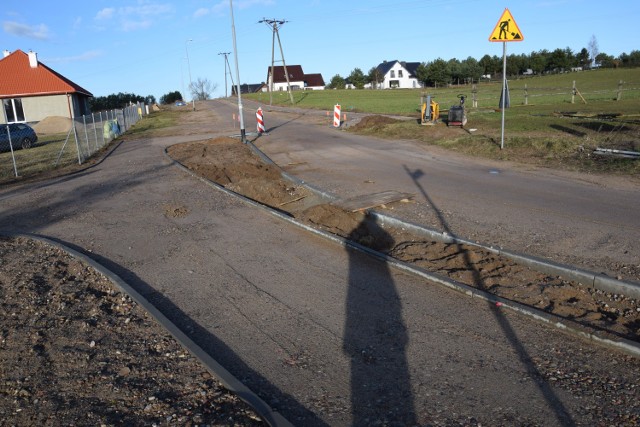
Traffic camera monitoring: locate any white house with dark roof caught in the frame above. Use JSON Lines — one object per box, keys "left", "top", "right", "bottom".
{"left": 266, "top": 65, "right": 325, "bottom": 91}
{"left": 372, "top": 60, "right": 423, "bottom": 89}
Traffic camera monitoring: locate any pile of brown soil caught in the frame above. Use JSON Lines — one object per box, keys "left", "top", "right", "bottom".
{"left": 32, "top": 116, "right": 71, "bottom": 134}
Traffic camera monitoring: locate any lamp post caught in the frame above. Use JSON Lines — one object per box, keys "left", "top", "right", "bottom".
{"left": 229, "top": 0, "right": 246, "bottom": 143}
{"left": 185, "top": 39, "right": 195, "bottom": 110}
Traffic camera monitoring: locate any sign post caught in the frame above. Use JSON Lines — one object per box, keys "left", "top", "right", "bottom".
{"left": 489, "top": 8, "right": 524, "bottom": 150}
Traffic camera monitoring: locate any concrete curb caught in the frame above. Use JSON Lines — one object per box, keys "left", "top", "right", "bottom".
{"left": 243, "top": 139, "right": 640, "bottom": 300}
{"left": 166, "top": 144, "right": 640, "bottom": 358}
{"left": 0, "top": 232, "right": 294, "bottom": 427}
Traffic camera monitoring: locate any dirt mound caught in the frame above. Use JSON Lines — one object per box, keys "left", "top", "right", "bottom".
{"left": 32, "top": 116, "right": 72, "bottom": 134}
{"left": 349, "top": 115, "right": 403, "bottom": 131}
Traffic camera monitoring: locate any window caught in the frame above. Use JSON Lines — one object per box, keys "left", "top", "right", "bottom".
{"left": 390, "top": 70, "right": 395, "bottom": 78}
{"left": 398, "top": 70, "right": 403, "bottom": 78}
{"left": 3, "top": 98, "right": 25, "bottom": 123}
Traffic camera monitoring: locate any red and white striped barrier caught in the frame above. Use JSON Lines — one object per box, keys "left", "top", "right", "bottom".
{"left": 256, "top": 107, "right": 265, "bottom": 133}
{"left": 333, "top": 104, "right": 341, "bottom": 127}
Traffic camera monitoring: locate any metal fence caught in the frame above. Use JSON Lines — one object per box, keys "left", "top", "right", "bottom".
{"left": 1, "top": 103, "right": 147, "bottom": 183}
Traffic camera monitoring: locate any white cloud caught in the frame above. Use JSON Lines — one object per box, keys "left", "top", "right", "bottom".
{"left": 194, "top": 8, "right": 210, "bottom": 18}
{"left": 94, "top": 2, "right": 173, "bottom": 31}
{"left": 2, "top": 21, "right": 51, "bottom": 40}
{"left": 96, "top": 8, "right": 115, "bottom": 20}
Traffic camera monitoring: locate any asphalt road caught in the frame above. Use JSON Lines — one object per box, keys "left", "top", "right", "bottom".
{"left": 237, "top": 99, "right": 640, "bottom": 279}
{"left": 1, "top": 100, "right": 639, "bottom": 426}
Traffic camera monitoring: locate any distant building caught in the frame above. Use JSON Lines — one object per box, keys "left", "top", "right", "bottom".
{"left": 0, "top": 49, "right": 92, "bottom": 124}
{"left": 231, "top": 83, "right": 267, "bottom": 95}
{"left": 368, "top": 60, "right": 422, "bottom": 89}
{"left": 266, "top": 65, "right": 325, "bottom": 91}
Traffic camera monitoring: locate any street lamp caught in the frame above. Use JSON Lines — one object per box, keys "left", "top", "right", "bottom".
{"left": 185, "top": 39, "right": 195, "bottom": 110}
{"left": 229, "top": 0, "right": 246, "bottom": 142}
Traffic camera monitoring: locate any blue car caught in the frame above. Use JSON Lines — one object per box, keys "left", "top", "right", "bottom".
{"left": 0, "top": 123, "right": 38, "bottom": 152}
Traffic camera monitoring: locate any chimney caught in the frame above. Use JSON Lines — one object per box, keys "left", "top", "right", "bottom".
{"left": 2, "top": 50, "right": 10, "bottom": 58}
{"left": 28, "top": 50, "right": 38, "bottom": 68}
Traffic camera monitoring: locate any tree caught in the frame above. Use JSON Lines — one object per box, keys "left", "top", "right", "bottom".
{"left": 424, "top": 58, "right": 449, "bottom": 87}
{"left": 160, "top": 91, "right": 183, "bottom": 105}
{"left": 415, "top": 63, "right": 429, "bottom": 86}
{"left": 461, "top": 57, "right": 483, "bottom": 82}
{"left": 595, "top": 53, "right": 615, "bottom": 68}
{"left": 588, "top": 35, "right": 599, "bottom": 68}
{"left": 327, "top": 74, "right": 345, "bottom": 90}
{"left": 189, "top": 78, "right": 216, "bottom": 101}
{"left": 549, "top": 47, "right": 571, "bottom": 72}
{"left": 576, "top": 48, "right": 590, "bottom": 68}
{"left": 89, "top": 92, "right": 152, "bottom": 111}
{"left": 348, "top": 68, "right": 366, "bottom": 89}
{"left": 367, "top": 67, "right": 384, "bottom": 89}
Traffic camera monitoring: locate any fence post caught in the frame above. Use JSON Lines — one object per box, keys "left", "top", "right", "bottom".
{"left": 617, "top": 80, "right": 623, "bottom": 101}
{"left": 524, "top": 84, "right": 528, "bottom": 106}
{"left": 571, "top": 80, "right": 576, "bottom": 104}
{"left": 92, "top": 113, "right": 98, "bottom": 151}
{"left": 472, "top": 84, "right": 477, "bottom": 108}
{"left": 100, "top": 111, "right": 105, "bottom": 147}
{"left": 82, "top": 114, "right": 91, "bottom": 156}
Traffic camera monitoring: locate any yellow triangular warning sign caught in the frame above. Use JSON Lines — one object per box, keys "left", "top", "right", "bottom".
{"left": 489, "top": 8, "right": 524, "bottom": 42}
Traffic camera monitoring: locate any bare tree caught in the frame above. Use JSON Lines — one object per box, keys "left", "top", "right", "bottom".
{"left": 588, "top": 35, "right": 599, "bottom": 68}
{"left": 189, "top": 78, "right": 218, "bottom": 101}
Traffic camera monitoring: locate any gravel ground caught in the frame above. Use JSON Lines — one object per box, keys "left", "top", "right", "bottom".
{"left": 0, "top": 236, "right": 265, "bottom": 426}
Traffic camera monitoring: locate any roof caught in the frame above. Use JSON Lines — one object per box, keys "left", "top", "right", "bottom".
{"left": 268, "top": 65, "right": 305, "bottom": 83}
{"left": 267, "top": 65, "right": 325, "bottom": 88}
{"left": 0, "top": 50, "right": 93, "bottom": 98}
{"left": 231, "top": 83, "right": 266, "bottom": 95}
{"left": 304, "top": 73, "right": 325, "bottom": 87}
{"left": 376, "top": 60, "right": 421, "bottom": 78}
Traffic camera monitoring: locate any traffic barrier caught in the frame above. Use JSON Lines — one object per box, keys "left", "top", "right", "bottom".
{"left": 256, "top": 107, "right": 265, "bottom": 133}
{"left": 333, "top": 104, "right": 341, "bottom": 127}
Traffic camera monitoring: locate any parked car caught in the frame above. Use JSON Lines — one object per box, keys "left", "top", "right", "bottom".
{"left": 0, "top": 123, "right": 38, "bottom": 152}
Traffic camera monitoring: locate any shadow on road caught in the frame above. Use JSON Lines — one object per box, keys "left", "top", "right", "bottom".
{"left": 344, "top": 217, "right": 416, "bottom": 426}
{"left": 403, "top": 164, "right": 576, "bottom": 426}
{"left": 47, "top": 238, "right": 328, "bottom": 427}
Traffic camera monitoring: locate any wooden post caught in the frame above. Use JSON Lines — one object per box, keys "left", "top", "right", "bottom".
{"left": 524, "top": 84, "right": 528, "bottom": 106}
{"left": 617, "top": 80, "right": 623, "bottom": 101}
{"left": 472, "top": 84, "right": 477, "bottom": 108}
{"left": 571, "top": 80, "right": 576, "bottom": 104}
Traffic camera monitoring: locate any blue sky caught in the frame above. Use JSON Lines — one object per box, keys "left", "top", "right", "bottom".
{"left": 2, "top": 0, "right": 638, "bottom": 100}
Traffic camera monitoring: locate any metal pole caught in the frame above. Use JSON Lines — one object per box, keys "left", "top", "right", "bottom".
{"left": 185, "top": 39, "right": 195, "bottom": 111}
{"left": 230, "top": 0, "right": 246, "bottom": 143}
{"left": 269, "top": 24, "right": 275, "bottom": 105}
{"left": 92, "top": 113, "right": 98, "bottom": 151}
{"left": 500, "top": 42, "right": 507, "bottom": 150}
{"left": 1, "top": 101, "right": 19, "bottom": 177}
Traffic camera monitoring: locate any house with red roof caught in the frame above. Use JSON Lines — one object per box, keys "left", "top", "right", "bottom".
{"left": 0, "top": 49, "right": 93, "bottom": 124}
{"left": 266, "top": 65, "right": 325, "bottom": 91}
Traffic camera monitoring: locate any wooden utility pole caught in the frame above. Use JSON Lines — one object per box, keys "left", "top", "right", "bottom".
{"left": 260, "top": 18, "right": 294, "bottom": 105}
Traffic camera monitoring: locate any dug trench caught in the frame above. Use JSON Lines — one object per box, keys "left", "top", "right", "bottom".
{"left": 167, "top": 136, "right": 640, "bottom": 345}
